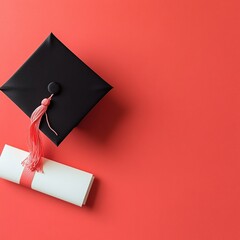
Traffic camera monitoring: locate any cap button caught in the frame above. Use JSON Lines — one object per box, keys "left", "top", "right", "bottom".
{"left": 48, "top": 82, "right": 61, "bottom": 95}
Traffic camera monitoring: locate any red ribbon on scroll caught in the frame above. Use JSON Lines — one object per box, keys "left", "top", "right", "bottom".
{"left": 19, "top": 166, "right": 36, "bottom": 188}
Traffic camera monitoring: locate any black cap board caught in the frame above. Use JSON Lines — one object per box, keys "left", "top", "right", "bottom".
{"left": 0, "top": 33, "right": 112, "bottom": 146}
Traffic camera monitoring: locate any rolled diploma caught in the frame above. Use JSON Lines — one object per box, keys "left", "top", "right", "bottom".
{"left": 0, "top": 144, "right": 94, "bottom": 207}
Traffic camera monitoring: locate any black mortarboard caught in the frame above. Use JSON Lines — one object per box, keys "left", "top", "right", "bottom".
{"left": 0, "top": 33, "right": 112, "bottom": 146}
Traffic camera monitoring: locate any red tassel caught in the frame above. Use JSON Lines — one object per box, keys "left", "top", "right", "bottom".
{"left": 22, "top": 94, "right": 57, "bottom": 172}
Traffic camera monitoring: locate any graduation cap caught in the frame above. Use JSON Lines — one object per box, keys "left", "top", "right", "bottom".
{"left": 0, "top": 33, "right": 112, "bottom": 172}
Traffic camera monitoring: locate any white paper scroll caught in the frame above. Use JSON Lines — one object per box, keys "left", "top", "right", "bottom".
{"left": 0, "top": 144, "right": 94, "bottom": 207}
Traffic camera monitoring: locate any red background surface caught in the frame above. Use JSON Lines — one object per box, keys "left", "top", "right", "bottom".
{"left": 0, "top": 1, "right": 240, "bottom": 239}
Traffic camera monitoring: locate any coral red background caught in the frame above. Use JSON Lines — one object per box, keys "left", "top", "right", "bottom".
{"left": 0, "top": 1, "right": 240, "bottom": 239}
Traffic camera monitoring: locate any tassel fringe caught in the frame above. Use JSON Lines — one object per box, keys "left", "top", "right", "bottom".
{"left": 22, "top": 94, "right": 57, "bottom": 172}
